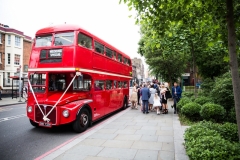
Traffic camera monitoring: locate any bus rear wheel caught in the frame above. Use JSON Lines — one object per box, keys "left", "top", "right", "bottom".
{"left": 29, "top": 119, "right": 38, "bottom": 127}
{"left": 72, "top": 108, "right": 90, "bottom": 133}
{"left": 122, "top": 97, "right": 128, "bottom": 110}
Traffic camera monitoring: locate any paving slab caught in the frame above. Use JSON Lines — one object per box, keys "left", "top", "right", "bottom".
{"left": 80, "top": 139, "right": 106, "bottom": 147}
{"left": 162, "top": 142, "right": 175, "bottom": 152}
{"left": 134, "top": 149, "right": 158, "bottom": 160}
{"left": 88, "top": 133, "right": 117, "bottom": 140}
{"left": 131, "top": 141, "right": 162, "bottom": 150}
{"left": 97, "top": 147, "right": 137, "bottom": 160}
{"left": 158, "top": 136, "right": 174, "bottom": 142}
{"left": 158, "top": 151, "right": 175, "bottom": 160}
{"left": 114, "top": 134, "right": 142, "bottom": 141}
{"left": 84, "top": 156, "right": 119, "bottom": 160}
{"left": 101, "top": 140, "right": 134, "bottom": 148}
{"left": 140, "top": 135, "right": 159, "bottom": 142}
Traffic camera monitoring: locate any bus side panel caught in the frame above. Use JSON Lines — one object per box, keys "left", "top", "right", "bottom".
{"left": 75, "top": 47, "right": 92, "bottom": 69}
{"left": 92, "top": 53, "right": 106, "bottom": 71}
{"left": 92, "top": 90, "right": 105, "bottom": 119}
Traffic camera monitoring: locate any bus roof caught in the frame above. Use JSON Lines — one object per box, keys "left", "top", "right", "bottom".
{"left": 36, "top": 24, "right": 131, "bottom": 59}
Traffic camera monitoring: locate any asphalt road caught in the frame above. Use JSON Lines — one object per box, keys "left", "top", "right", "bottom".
{"left": 0, "top": 104, "right": 124, "bottom": 160}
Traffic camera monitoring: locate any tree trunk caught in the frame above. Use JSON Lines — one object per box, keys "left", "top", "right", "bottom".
{"left": 226, "top": 0, "right": 240, "bottom": 141}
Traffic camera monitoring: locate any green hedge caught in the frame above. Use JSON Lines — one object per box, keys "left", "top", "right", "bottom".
{"left": 182, "top": 92, "right": 194, "bottom": 97}
{"left": 198, "top": 121, "right": 239, "bottom": 142}
{"left": 184, "top": 122, "right": 240, "bottom": 159}
{"left": 228, "top": 107, "right": 237, "bottom": 123}
{"left": 210, "top": 72, "right": 234, "bottom": 112}
{"left": 200, "top": 103, "right": 226, "bottom": 122}
{"left": 181, "top": 102, "right": 201, "bottom": 120}
{"left": 194, "top": 96, "right": 213, "bottom": 105}
{"left": 177, "top": 97, "right": 192, "bottom": 113}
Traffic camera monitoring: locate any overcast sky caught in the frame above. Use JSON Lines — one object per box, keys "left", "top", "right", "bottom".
{"left": 0, "top": 0, "right": 147, "bottom": 69}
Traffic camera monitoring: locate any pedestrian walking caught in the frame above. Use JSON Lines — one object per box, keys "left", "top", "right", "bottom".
{"left": 140, "top": 84, "right": 150, "bottom": 114}
{"left": 160, "top": 83, "right": 171, "bottom": 114}
{"left": 152, "top": 93, "right": 161, "bottom": 115}
{"left": 172, "top": 82, "right": 182, "bottom": 114}
{"left": 23, "top": 85, "right": 28, "bottom": 102}
{"left": 136, "top": 84, "right": 141, "bottom": 106}
{"left": 0, "top": 86, "right": 3, "bottom": 100}
{"left": 130, "top": 83, "right": 138, "bottom": 109}
{"left": 149, "top": 84, "right": 156, "bottom": 111}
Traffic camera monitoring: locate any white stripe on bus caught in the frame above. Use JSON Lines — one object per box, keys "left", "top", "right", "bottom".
{"left": 28, "top": 68, "right": 132, "bottom": 79}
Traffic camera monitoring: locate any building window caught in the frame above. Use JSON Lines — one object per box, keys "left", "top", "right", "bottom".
{"left": 24, "top": 65, "right": 28, "bottom": 72}
{"left": 8, "top": 35, "right": 11, "bottom": 45}
{"left": 0, "top": 52, "right": 1, "bottom": 63}
{"left": 15, "top": 36, "right": 21, "bottom": 47}
{"left": 7, "top": 53, "right": 10, "bottom": 64}
{"left": 14, "top": 54, "right": 20, "bottom": 65}
{"left": 0, "top": 33, "right": 2, "bottom": 43}
{"left": 7, "top": 72, "right": 10, "bottom": 83}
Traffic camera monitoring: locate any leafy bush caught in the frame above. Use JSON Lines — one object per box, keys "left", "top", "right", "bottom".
{"left": 200, "top": 103, "right": 226, "bottom": 122}
{"left": 185, "top": 135, "right": 240, "bottom": 160}
{"left": 184, "top": 123, "right": 240, "bottom": 160}
{"left": 198, "top": 121, "right": 239, "bottom": 142}
{"left": 182, "top": 92, "right": 194, "bottom": 97}
{"left": 177, "top": 97, "right": 191, "bottom": 113}
{"left": 190, "top": 96, "right": 196, "bottom": 102}
{"left": 194, "top": 96, "right": 213, "bottom": 105}
{"left": 181, "top": 102, "right": 201, "bottom": 120}
{"left": 200, "top": 78, "right": 215, "bottom": 96}
{"left": 184, "top": 124, "right": 220, "bottom": 141}
{"left": 210, "top": 72, "right": 234, "bottom": 112}
{"left": 197, "top": 91, "right": 205, "bottom": 97}
{"left": 228, "top": 107, "right": 237, "bottom": 123}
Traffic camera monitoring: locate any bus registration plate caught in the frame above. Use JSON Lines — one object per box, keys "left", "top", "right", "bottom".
{"left": 39, "top": 121, "right": 52, "bottom": 128}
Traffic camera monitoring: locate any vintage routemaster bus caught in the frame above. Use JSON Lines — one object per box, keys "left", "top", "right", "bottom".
{"left": 26, "top": 24, "right": 132, "bottom": 132}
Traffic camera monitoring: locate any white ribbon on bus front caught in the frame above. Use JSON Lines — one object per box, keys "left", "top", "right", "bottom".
{"left": 43, "top": 72, "right": 81, "bottom": 122}
{"left": 28, "top": 79, "right": 45, "bottom": 118}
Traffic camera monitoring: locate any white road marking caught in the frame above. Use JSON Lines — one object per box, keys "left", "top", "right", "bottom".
{"left": 0, "top": 114, "right": 26, "bottom": 122}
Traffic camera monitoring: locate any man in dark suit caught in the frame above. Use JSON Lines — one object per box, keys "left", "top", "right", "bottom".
{"left": 140, "top": 84, "right": 150, "bottom": 114}
{"left": 172, "top": 82, "right": 182, "bottom": 114}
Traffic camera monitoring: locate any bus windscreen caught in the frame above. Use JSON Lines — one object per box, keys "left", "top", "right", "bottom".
{"left": 54, "top": 32, "right": 74, "bottom": 46}
{"left": 35, "top": 35, "right": 52, "bottom": 47}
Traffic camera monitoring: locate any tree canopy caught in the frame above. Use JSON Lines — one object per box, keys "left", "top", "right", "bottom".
{"left": 120, "top": 0, "right": 240, "bottom": 140}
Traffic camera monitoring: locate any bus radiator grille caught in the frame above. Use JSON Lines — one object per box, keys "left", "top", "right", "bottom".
{"left": 35, "top": 105, "right": 56, "bottom": 124}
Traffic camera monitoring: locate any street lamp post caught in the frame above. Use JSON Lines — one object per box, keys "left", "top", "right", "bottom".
{"left": 18, "top": 65, "right": 22, "bottom": 102}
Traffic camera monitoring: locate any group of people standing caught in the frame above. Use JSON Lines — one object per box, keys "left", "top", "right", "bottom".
{"left": 130, "top": 81, "right": 182, "bottom": 115}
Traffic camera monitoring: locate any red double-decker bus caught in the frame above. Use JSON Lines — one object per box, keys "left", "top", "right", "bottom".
{"left": 26, "top": 24, "right": 132, "bottom": 132}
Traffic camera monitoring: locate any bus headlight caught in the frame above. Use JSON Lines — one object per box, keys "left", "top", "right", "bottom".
{"left": 27, "top": 106, "right": 33, "bottom": 113}
{"left": 62, "top": 109, "right": 69, "bottom": 117}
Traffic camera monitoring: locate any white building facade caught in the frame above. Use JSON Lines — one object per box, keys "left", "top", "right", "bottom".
{"left": 0, "top": 24, "right": 32, "bottom": 90}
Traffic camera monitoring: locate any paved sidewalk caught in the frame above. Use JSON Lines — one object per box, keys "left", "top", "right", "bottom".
{"left": 38, "top": 101, "right": 189, "bottom": 160}
{"left": 0, "top": 97, "right": 26, "bottom": 107}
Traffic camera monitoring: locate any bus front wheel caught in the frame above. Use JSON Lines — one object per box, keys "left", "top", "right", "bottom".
{"left": 72, "top": 108, "right": 90, "bottom": 133}
{"left": 29, "top": 119, "right": 38, "bottom": 127}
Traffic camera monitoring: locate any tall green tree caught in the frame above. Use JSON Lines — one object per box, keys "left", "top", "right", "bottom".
{"left": 121, "top": 0, "right": 240, "bottom": 140}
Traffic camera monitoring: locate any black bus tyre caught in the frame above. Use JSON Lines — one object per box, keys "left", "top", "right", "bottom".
{"left": 72, "top": 108, "right": 90, "bottom": 133}
{"left": 29, "top": 119, "right": 39, "bottom": 127}
{"left": 122, "top": 96, "right": 128, "bottom": 110}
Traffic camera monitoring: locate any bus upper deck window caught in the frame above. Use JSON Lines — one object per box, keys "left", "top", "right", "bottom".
{"left": 118, "top": 53, "right": 122, "bottom": 62}
{"left": 54, "top": 32, "right": 74, "bottom": 46}
{"left": 78, "top": 33, "right": 92, "bottom": 49}
{"left": 94, "top": 41, "right": 104, "bottom": 54}
{"left": 113, "top": 51, "right": 117, "bottom": 60}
